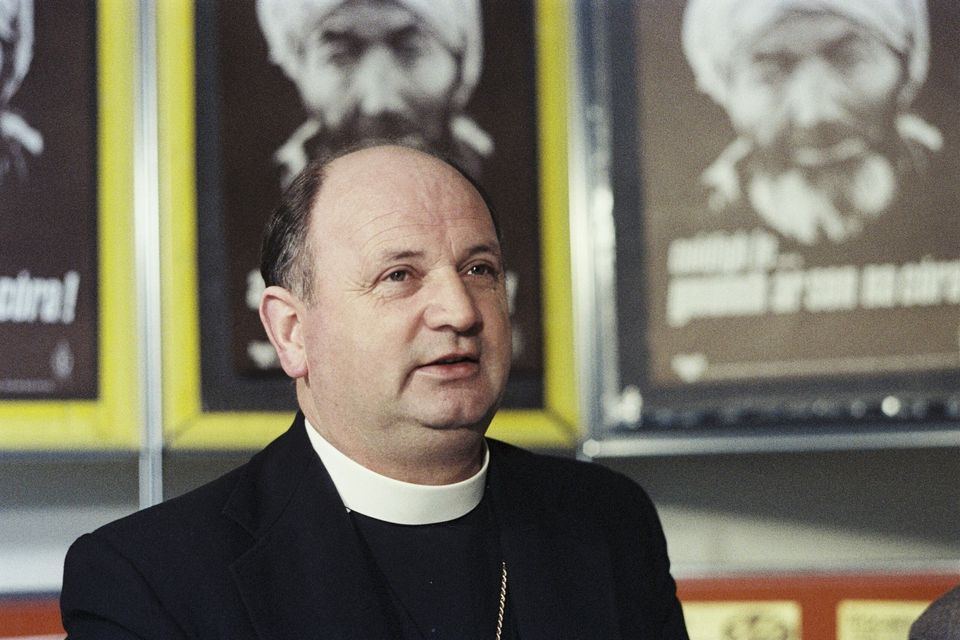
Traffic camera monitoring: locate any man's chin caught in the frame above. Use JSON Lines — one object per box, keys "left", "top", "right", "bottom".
{"left": 414, "top": 402, "right": 499, "bottom": 435}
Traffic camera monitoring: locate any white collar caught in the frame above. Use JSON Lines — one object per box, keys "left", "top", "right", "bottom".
{"left": 304, "top": 419, "right": 488, "bottom": 526}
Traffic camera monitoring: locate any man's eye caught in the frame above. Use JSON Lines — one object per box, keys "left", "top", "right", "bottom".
{"left": 467, "top": 264, "right": 497, "bottom": 277}
{"left": 389, "top": 27, "right": 428, "bottom": 63}
{"left": 320, "top": 33, "right": 363, "bottom": 65}
{"left": 751, "top": 52, "right": 793, "bottom": 83}
{"left": 385, "top": 270, "right": 409, "bottom": 282}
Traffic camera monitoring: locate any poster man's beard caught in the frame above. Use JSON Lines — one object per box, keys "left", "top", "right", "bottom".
{"left": 746, "top": 150, "right": 897, "bottom": 245}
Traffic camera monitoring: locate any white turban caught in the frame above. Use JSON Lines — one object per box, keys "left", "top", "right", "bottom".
{"left": 256, "top": 0, "right": 484, "bottom": 111}
{"left": 682, "top": 0, "right": 931, "bottom": 110}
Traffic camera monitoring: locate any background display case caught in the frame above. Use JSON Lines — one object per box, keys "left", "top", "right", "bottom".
{"left": 0, "top": 3, "right": 956, "bottom": 629}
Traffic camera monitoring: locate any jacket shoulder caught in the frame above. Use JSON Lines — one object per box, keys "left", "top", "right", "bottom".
{"left": 486, "top": 438, "right": 656, "bottom": 515}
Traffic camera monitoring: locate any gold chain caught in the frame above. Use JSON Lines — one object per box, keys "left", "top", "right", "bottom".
{"left": 495, "top": 561, "right": 508, "bottom": 640}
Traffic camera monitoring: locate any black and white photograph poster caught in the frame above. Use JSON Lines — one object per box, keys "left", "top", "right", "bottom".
{"left": 0, "top": 0, "right": 99, "bottom": 400}
{"left": 195, "top": 0, "right": 545, "bottom": 411}
{"left": 632, "top": 0, "right": 960, "bottom": 393}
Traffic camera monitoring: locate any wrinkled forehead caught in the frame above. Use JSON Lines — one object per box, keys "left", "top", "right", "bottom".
{"left": 349, "top": 207, "right": 498, "bottom": 256}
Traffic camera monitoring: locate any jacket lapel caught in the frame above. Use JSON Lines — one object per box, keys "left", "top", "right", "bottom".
{"left": 225, "top": 416, "right": 396, "bottom": 640}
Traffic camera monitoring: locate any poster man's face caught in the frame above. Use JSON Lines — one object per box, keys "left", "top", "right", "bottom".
{"left": 725, "top": 12, "right": 905, "bottom": 171}
{"left": 295, "top": 0, "right": 460, "bottom": 149}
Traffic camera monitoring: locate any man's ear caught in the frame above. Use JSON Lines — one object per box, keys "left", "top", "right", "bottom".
{"left": 259, "top": 285, "right": 308, "bottom": 379}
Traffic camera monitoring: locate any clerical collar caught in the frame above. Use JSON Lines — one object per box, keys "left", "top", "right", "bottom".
{"left": 304, "top": 419, "right": 488, "bottom": 526}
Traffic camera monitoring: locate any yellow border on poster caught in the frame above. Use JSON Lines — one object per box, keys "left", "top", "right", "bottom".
{"left": 159, "top": 0, "right": 577, "bottom": 450}
{"left": 0, "top": 0, "right": 138, "bottom": 450}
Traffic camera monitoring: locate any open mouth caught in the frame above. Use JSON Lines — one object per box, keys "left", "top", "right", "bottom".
{"left": 432, "top": 355, "right": 477, "bottom": 365}
{"left": 417, "top": 354, "right": 480, "bottom": 379}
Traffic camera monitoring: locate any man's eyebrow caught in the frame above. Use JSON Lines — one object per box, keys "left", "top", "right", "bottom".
{"left": 387, "top": 25, "right": 422, "bottom": 45}
{"left": 371, "top": 243, "right": 501, "bottom": 266}
{"left": 464, "top": 243, "right": 502, "bottom": 259}
{"left": 320, "top": 28, "right": 362, "bottom": 42}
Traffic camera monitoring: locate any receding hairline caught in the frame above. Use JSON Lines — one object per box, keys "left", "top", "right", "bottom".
{"left": 322, "top": 144, "right": 471, "bottom": 181}
{"left": 308, "top": 143, "right": 500, "bottom": 236}
{"left": 260, "top": 141, "right": 502, "bottom": 303}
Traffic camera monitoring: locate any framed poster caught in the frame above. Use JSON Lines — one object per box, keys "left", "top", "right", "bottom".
{"left": 0, "top": 0, "right": 138, "bottom": 449}
{"left": 160, "top": 0, "right": 576, "bottom": 448}
{"left": 574, "top": 0, "right": 960, "bottom": 452}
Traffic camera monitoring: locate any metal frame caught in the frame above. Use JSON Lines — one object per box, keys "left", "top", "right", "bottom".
{"left": 135, "top": 0, "right": 163, "bottom": 506}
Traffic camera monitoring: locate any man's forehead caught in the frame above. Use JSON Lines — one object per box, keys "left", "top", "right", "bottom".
{"left": 320, "top": 145, "right": 480, "bottom": 204}
{"left": 310, "top": 146, "right": 495, "bottom": 247}
{"left": 352, "top": 207, "right": 494, "bottom": 243}
{"left": 323, "top": 208, "right": 494, "bottom": 269}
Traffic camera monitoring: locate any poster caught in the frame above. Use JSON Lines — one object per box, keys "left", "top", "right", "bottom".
{"left": 836, "top": 600, "right": 929, "bottom": 640}
{"left": 0, "top": 1, "right": 99, "bottom": 400}
{"left": 608, "top": 0, "right": 960, "bottom": 428}
{"left": 682, "top": 601, "right": 801, "bottom": 640}
{"left": 194, "top": 0, "right": 544, "bottom": 412}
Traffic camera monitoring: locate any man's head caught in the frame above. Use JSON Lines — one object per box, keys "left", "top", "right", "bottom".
{"left": 683, "top": 0, "right": 941, "bottom": 242}
{"left": 259, "top": 144, "right": 511, "bottom": 483}
{"left": 257, "top": 0, "right": 483, "bottom": 155}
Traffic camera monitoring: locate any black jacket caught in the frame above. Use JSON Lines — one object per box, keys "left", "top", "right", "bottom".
{"left": 61, "top": 413, "right": 687, "bottom": 639}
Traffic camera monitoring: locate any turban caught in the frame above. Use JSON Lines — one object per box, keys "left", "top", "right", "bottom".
{"left": 682, "top": 0, "right": 931, "bottom": 110}
{"left": 256, "top": 0, "right": 484, "bottom": 111}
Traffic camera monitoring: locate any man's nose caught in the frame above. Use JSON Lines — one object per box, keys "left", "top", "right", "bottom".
{"left": 423, "top": 271, "right": 482, "bottom": 333}
{"left": 783, "top": 59, "right": 846, "bottom": 129}
{"left": 354, "top": 47, "right": 406, "bottom": 117}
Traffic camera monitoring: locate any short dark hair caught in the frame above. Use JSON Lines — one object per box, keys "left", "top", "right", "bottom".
{"left": 259, "top": 140, "right": 501, "bottom": 303}
{"left": 259, "top": 158, "right": 323, "bottom": 301}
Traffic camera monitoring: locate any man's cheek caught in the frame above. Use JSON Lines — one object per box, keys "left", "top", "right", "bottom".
{"left": 301, "top": 76, "right": 349, "bottom": 120}
{"left": 730, "top": 97, "right": 778, "bottom": 142}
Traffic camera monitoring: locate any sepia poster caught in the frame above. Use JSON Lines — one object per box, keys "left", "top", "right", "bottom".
{"left": 0, "top": 1, "right": 98, "bottom": 400}
{"left": 195, "top": 0, "right": 544, "bottom": 412}
{"left": 611, "top": 0, "right": 960, "bottom": 423}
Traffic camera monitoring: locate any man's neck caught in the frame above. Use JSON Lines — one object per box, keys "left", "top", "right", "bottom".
{"left": 296, "top": 382, "right": 488, "bottom": 484}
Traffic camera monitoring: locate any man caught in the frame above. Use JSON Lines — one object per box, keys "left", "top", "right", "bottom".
{"left": 256, "top": 0, "right": 492, "bottom": 187}
{"left": 0, "top": 0, "right": 42, "bottom": 185}
{"left": 682, "top": 0, "right": 941, "bottom": 245}
{"left": 60, "top": 144, "right": 688, "bottom": 638}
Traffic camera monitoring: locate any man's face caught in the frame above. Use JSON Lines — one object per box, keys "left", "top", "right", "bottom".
{"left": 725, "top": 12, "right": 906, "bottom": 170}
{"left": 294, "top": 0, "right": 460, "bottom": 149}
{"left": 297, "top": 147, "right": 511, "bottom": 462}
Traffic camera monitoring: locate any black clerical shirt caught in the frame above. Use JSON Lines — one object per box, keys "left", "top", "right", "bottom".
{"left": 350, "top": 496, "right": 516, "bottom": 640}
